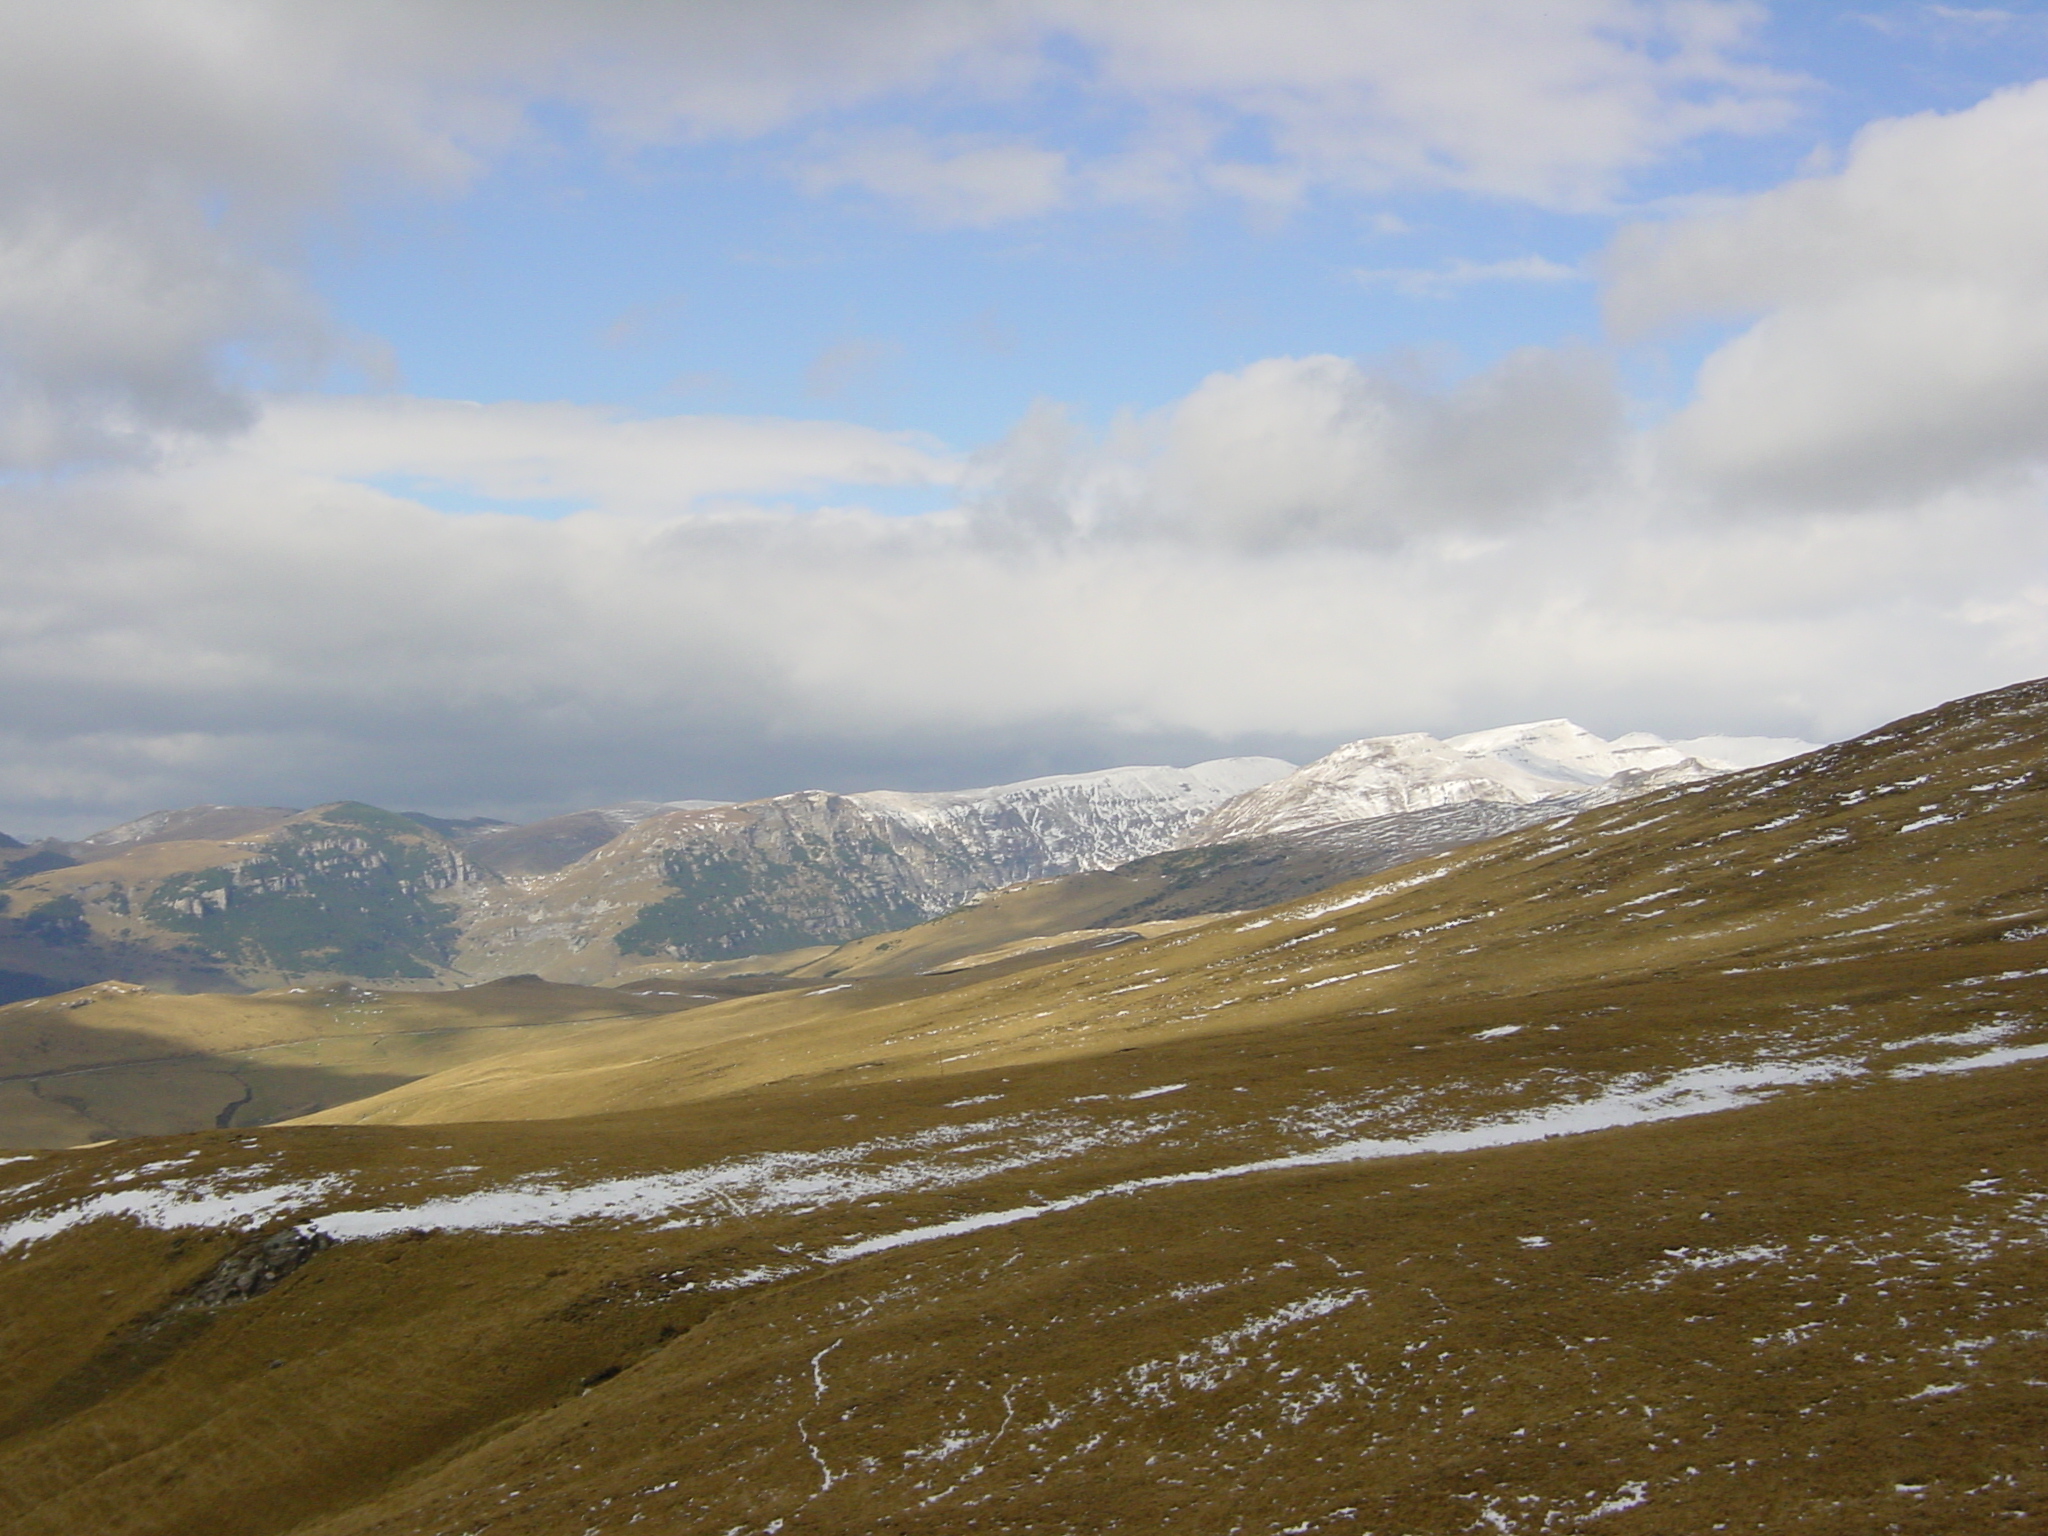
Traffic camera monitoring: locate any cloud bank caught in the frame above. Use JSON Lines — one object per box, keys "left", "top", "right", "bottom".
{"left": 1610, "top": 78, "right": 2048, "bottom": 504}
{"left": 3, "top": 7, "right": 2046, "bottom": 835}
{"left": 0, "top": 0, "right": 1790, "bottom": 470}
{"left": 4, "top": 366, "right": 2042, "bottom": 832}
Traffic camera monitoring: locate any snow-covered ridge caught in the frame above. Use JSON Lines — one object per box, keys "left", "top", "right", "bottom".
{"left": 1191, "top": 722, "right": 1818, "bottom": 843}
{"left": 850, "top": 757, "right": 1294, "bottom": 873}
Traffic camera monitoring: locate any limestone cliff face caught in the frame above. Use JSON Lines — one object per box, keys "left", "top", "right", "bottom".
{"left": 2, "top": 803, "right": 480, "bottom": 988}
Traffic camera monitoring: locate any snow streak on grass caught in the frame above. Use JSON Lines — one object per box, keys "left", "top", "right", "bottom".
{"left": 6, "top": 1023, "right": 2043, "bottom": 1264}
{"left": 0, "top": 1164, "right": 343, "bottom": 1253}
{"left": 827, "top": 1058, "right": 1853, "bottom": 1261}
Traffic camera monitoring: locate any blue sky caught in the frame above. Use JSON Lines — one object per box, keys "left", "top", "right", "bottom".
{"left": 299, "top": 3, "right": 2048, "bottom": 458}
{"left": 6, "top": 2, "right": 2048, "bottom": 831}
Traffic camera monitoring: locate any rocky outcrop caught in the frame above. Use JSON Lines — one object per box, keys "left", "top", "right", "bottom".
{"left": 185, "top": 1227, "right": 335, "bottom": 1307}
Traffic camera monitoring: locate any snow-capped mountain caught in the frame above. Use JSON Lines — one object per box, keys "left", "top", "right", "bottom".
{"left": 1188, "top": 720, "right": 1817, "bottom": 843}
{"left": 849, "top": 758, "right": 1292, "bottom": 874}
{"left": 454, "top": 758, "right": 1295, "bottom": 975}
{"left": 2, "top": 727, "right": 1818, "bottom": 993}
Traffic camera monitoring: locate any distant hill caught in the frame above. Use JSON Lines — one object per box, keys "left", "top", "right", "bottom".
{"left": 0, "top": 724, "right": 1811, "bottom": 999}
{"left": 0, "top": 803, "right": 478, "bottom": 998}
{"left": 71, "top": 804, "right": 300, "bottom": 853}
{"left": 459, "top": 801, "right": 726, "bottom": 877}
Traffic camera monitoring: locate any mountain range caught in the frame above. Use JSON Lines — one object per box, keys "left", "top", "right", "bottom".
{"left": 0, "top": 723, "right": 1806, "bottom": 1003}
{"left": 0, "top": 679, "right": 2040, "bottom": 1536}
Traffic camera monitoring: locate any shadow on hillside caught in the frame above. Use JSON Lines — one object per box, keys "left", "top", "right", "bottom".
{"left": 0, "top": 930, "right": 246, "bottom": 1002}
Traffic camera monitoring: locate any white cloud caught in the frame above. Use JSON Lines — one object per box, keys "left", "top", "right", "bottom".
{"left": 9, "top": 368, "right": 2045, "bottom": 834}
{"left": 792, "top": 2, "right": 1799, "bottom": 218}
{"left": 1353, "top": 255, "right": 1581, "bottom": 298}
{"left": 969, "top": 349, "right": 1623, "bottom": 547}
{"left": 0, "top": 1, "right": 1795, "bottom": 468}
{"left": 221, "top": 396, "right": 953, "bottom": 514}
{"left": 0, "top": 200, "right": 328, "bottom": 469}
{"left": 1607, "top": 79, "right": 2048, "bottom": 503}
{"left": 799, "top": 132, "right": 1071, "bottom": 227}
{"left": 1045, "top": 0, "right": 1798, "bottom": 210}
{"left": 0, "top": 1, "right": 1015, "bottom": 467}
{"left": 10, "top": 6, "right": 2045, "bottom": 836}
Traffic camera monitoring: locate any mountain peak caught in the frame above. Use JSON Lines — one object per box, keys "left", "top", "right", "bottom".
{"left": 1190, "top": 721, "right": 1817, "bottom": 842}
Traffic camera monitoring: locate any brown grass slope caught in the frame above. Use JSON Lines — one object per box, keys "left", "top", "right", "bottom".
{"left": 1, "top": 1016, "right": 2045, "bottom": 1534}
{"left": 0, "top": 977, "right": 696, "bottom": 1148}
{"left": 2, "top": 677, "right": 2048, "bottom": 1533}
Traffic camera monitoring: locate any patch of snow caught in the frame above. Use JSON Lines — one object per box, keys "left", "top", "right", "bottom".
{"left": 1900, "top": 815, "right": 1955, "bottom": 833}
{"left": 1243, "top": 865, "right": 1461, "bottom": 930}
{"left": 1296, "top": 965, "right": 1403, "bottom": 992}
{"left": 831, "top": 1059, "right": 1856, "bottom": 1261}
{"left": 1892, "top": 1042, "right": 2048, "bottom": 1078}
{"left": 1582, "top": 1481, "right": 1649, "bottom": 1519}
{"left": 0, "top": 1168, "right": 344, "bottom": 1254}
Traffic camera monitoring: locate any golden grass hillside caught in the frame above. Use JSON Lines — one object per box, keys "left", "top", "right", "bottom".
{"left": 3, "top": 677, "right": 2048, "bottom": 1535}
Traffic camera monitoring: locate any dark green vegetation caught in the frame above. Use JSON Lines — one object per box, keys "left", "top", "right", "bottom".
{"left": 3, "top": 678, "right": 2048, "bottom": 1533}
{"left": 615, "top": 798, "right": 955, "bottom": 959}
{"left": 19, "top": 896, "right": 89, "bottom": 947}
{"left": 141, "top": 805, "right": 473, "bottom": 979}
{"left": 0, "top": 846, "right": 77, "bottom": 882}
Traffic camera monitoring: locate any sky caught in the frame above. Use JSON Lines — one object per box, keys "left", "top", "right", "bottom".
{"left": 6, "top": 1, "right": 2048, "bottom": 835}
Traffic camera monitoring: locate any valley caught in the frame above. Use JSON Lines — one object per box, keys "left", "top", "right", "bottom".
{"left": 0, "top": 722, "right": 1800, "bottom": 1146}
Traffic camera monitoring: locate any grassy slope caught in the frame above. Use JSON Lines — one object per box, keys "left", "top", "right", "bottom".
{"left": 0, "top": 978, "right": 690, "bottom": 1147}
{"left": 0, "top": 1012, "right": 2044, "bottom": 1534}
{"left": 2, "top": 678, "right": 2047, "bottom": 1533}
